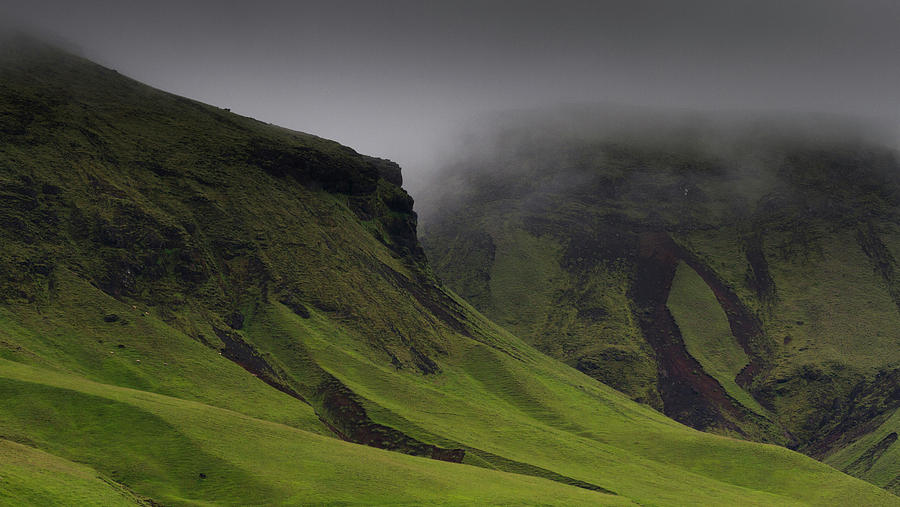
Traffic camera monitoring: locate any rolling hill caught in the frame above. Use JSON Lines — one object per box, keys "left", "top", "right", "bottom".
{"left": 1, "top": 37, "right": 897, "bottom": 505}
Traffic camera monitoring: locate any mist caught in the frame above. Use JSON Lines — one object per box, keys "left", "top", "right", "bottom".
{"left": 3, "top": 0, "right": 900, "bottom": 198}
{"left": 414, "top": 103, "right": 900, "bottom": 232}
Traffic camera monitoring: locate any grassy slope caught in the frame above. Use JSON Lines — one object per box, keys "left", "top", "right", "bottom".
{"left": 0, "top": 439, "right": 144, "bottom": 506}
{"left": 427, "top": 207, "right": 661, "bottom": 407}
{"left": 0, "top": 271, "right": 330, "bottom": 435}
{"left": 422, "top": 111, "right": 900, "bottom": 491}
{"left": 487, "top": 225, "right": 564, "bottom": 337}
{"left": 667, "top": 261, "right": 768, "bottom": 416}
{"left": 291, "top": 306, "right": 892, "bottom": 506}
{"left": 0, "top": 360, "right": 627, "bottom": 506}
{"left": 825, "top": 408, "right": 900, "bottom": 493}
{"left": 687, "top": 226, "right": 900, "bottom": 375}
{"left": 0, "top": 40, "right": 896, "bottom": 504}
{"left": 3, "top": 296, "right": 896, "bottom": 506}
{"left": 680, "top": 224, "right": 900, "bottom": 494}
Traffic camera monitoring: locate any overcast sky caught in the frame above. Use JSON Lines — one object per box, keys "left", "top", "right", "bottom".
{"left": 4, "top": 0, "right": 900, "bottom": 193}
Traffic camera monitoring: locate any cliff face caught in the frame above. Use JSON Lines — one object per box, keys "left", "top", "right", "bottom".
{"left": 422, "top": 108, "right": 900, "bottom": 492}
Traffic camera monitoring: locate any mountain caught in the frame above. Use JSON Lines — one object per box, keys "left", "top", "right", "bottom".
{"left": 0, "top": 38, "right": 896, "bottom": 505}
{"left": 421, "top": 106, "right": 900, "bottom": 494}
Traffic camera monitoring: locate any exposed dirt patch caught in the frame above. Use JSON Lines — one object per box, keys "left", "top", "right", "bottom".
{"left": 525, "top": 212, "right": 639, "bottom": 272}
{"left": 630, "top": 232, "right": 747, "bottom": 433}
{"left": 212, "top": 326, "right": 308, "bottom": 403}
{"left": 409, "top": 346, "right": 440, "bottom": 374}
{"left": 211, "top": 326, "right": 465, "bottom": 463}
{"left": 276, "top": 290, "right": 310, "bottom": 318}
{"left": 465, "top": 447, "right": 617, "bottom": 494}
{"left": 743, "top": 233, "right": 777, "bottom": 305}
{"left": 672, "top": 241, "right": 773, "bottom": 390}
{"left": 314, "top": 376, "right": 465, "bottom": 463}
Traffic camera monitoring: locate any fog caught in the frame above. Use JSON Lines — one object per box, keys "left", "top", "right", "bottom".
{"left": 3, "top": 1, "right": 900, "bottom": 197}
{"left": 414, "top": 103, "right": 900, "bottom": 236}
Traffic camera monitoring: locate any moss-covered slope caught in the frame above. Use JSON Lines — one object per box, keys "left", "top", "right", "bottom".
{"left": 422, "top": 107, "right": 900, "bottom": 493}
{"left": 0, "top": 39, "right": 896, "bottom": 504}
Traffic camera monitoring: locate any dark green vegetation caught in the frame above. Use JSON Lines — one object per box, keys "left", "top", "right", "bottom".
{"left": 422, "top": 107, "right": 900, "bottom": 495}
{"left": 0, "top": 38, "right": 897, "bottom": 505}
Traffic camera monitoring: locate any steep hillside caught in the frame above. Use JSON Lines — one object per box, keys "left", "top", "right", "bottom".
{"left": 1, "top": 38, "right": 896, "bottom": 505}
{"left": 422, "top": 107, "right": 900, "bottom": 493}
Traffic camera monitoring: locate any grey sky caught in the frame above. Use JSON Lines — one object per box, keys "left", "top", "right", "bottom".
{"left": 4, "top": 0, "right": 900, "bottom": 194}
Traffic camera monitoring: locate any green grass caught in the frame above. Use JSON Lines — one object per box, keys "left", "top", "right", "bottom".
{"left": 427, "top": 207, "right": 661, "bottom": 406}
{"left": 1, "top": 257, "right": 895, "bottom": 504}
{"left": 0, "top": 40, "right": 897, "bottom": 505}
{"left": 0, "top": 439, "right": 143, "bottom": 506}
{"left": 675, "top": 229, "right": 758, "bottom": 311}
{"left": 667, "top": 261, "right": 769, "bottom": 416}
{"left": 256, "top": 299, "right": 896, "bottom": 506}
{"left": 762, "top": 228, "right": 900, "bottom": 374}
{"left": 423, "top": 106, "right": 900, "bottom": 492}
{"left": 0, "top": 270, "right": 330, "bottom": 435}
{"left": 0, "top": 359, "right": 629, "bottom": 506}
{"left": 825, "top": 408, "right": 900, "bottom": 494}
{"left": 487, "top": 223, "right": 566, "bottom": 335}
